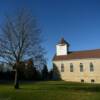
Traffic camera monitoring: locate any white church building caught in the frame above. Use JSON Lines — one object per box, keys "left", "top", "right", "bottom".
{"left": 52, "top": 38, "right": 100, "bottom": 83}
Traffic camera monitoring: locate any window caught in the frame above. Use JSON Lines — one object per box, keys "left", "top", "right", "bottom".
{"left": 91, "top": 79, "right": 95, "bottom": 83}
{"left": 70, "top": 63, "right": 73, "bottom": 72}
{"left": 80, "top": 63, "right": 83, "bottom": 72}
{"left": 81, "top": 79, "right": 84, "bottom": 83}
{"left": 61, "top": 64, "right": 64, "bottom": 72}
{"left": 90, "top": 63, "right": 94, "bottom": 72}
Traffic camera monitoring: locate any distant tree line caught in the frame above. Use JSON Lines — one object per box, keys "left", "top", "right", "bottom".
{"left": 0, "top": 59, "right": 53, "bottom": 81}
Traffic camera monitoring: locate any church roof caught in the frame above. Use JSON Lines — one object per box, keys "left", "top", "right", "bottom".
{"left": 58, "top": 38, "right": 69, "bottom": 46}
{"left": 53, "top": 49, "right": 100, "bottom": 61}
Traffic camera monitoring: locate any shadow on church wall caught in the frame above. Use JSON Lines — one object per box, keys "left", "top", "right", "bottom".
{"left": 53, "top": 63, "right": 61, "bottom": 80}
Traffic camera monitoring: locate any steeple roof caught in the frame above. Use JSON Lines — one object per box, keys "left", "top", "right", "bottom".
{"left": 58, "top": 38, "right": 69, "bottom": 46}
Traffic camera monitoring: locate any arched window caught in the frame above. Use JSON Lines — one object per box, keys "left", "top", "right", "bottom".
{"left": 90, "top": 62, "right": 94, "bottom": 72}
{"left": 70, "top": 63, "right": 73, "bottom": 72}
{"left": 61, "top": 64, "right": 64, "bottom": 72}
{"left": 80, "top": 63, "right": 83, "bottom": 72}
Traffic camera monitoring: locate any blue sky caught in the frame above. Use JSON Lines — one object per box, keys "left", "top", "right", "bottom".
{"left": 0, "top": 0, "right": 100, "bottom": 69}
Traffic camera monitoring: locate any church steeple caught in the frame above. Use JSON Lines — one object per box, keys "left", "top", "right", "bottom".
{"left": 58, "top": 38, "right": 69, "bottom": 46}
{"left": 56, "top": 38, "right": 69, "bottom": 56}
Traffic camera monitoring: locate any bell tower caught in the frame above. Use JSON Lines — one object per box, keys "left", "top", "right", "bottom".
{"left": 56, "top": 38, "right": 69, "bottom": 56}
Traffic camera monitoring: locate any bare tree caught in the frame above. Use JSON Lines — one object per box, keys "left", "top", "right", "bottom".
{"left": 0, "top": 10, "right": 45, "bottom": 89}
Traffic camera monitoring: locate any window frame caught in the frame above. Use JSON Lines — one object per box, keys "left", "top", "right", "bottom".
{"left": 70, "top": 63, "right": 74, "bottom": 72}
{"left": 61, "top": 64, "right": 64, "bottom": 72}
{"left": 90, "top": 62, "right": 94, "bottom": 72}
{"left": 80, "top": 63, "right": 83, "bottom": 72}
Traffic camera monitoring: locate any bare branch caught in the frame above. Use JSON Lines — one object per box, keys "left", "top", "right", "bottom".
{"left": 0, "top": 10, "right": 45, "bottom": 68}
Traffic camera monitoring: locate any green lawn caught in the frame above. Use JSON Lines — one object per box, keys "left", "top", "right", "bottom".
{"left": 0, "top": 81, "right": 100, "bottom": 100}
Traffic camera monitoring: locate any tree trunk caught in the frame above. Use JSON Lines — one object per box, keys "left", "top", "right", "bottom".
{"left": 14, "top": 69, "right": 19, "bottom": 89}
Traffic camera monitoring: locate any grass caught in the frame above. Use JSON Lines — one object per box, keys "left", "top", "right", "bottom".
{"left": 0, "top": 81, "right": 100, "bottom": 100}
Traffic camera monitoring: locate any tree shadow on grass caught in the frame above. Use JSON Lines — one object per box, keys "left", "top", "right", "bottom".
{"left": 16, "top": 87, "right": 50, "bottom": 93}
{"left": 58, "top": 85, "right": 100, "bottom": 92}
{"left": 15, "top": 80, "right": 100, "bottom": 93}
{"left": 16, "top": 85, "right": 100, "bottom": 93}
